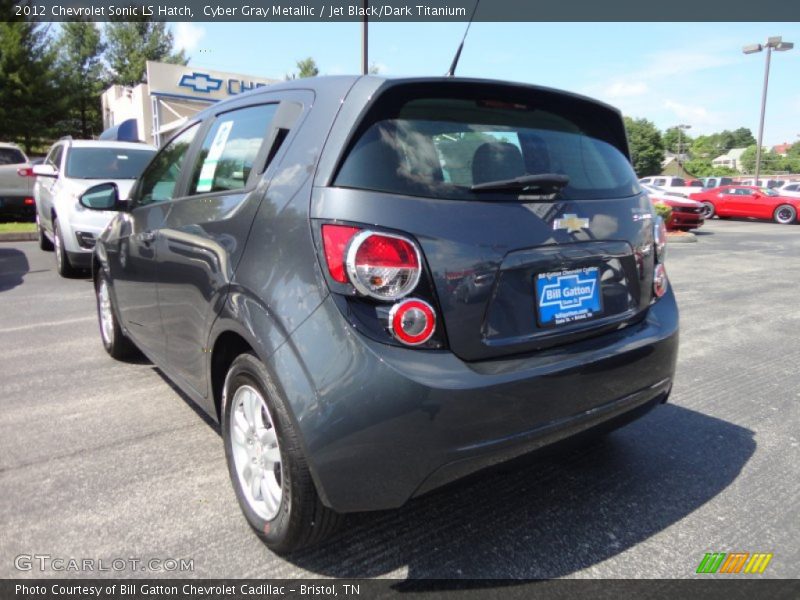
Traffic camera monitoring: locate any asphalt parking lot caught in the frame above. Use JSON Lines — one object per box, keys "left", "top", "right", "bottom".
{"left": 1, "top": 219, "right": 798, "bottom": 579}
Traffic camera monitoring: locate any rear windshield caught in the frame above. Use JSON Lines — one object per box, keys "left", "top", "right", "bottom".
{"left": 335, "top": 94, "right": 638, "bottom": 201}
{"left": 0, "top": 147, "right": 26, "bottom": 165}
{"left": 65, "top": 147, "right": 155, "bottom": 179}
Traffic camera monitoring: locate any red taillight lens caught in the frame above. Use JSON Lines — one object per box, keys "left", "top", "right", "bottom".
{"left": 321, "top": 224, "right": 361, "bottom": 283}
{"left": 346, "top": 231, "right": 421, "bottom": 300}
{"left": 654, "top": 263, "right": 668, "bottom": 298}
{"left": 17, "top": 167, "right": 34, "bottom": 177}
{"left": 24, "top": 197, "right": 35, "bottom": 206}
{"left": 389, "top": 298, "right": 436, "bottom": 345}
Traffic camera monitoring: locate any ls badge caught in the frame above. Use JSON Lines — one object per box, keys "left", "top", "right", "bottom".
{"left": 553, "top": 214, "right": 590, "bottom": 233}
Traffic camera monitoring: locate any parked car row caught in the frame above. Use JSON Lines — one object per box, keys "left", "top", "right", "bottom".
{"left": 689, "top": 185, "right": 800, "bottom": 224}
{"left": 28, "top": 75, "right": 680, "bottom": 553}
{"left": 641, "top": 176, "right": 800, "bottom": 226}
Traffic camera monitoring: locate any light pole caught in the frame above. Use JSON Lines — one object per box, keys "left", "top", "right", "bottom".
{"left": 743, "top": 36, "right": 794, "bottom": 184}
{"left": 675, "top": 124, "right": 691, "bottom": 165}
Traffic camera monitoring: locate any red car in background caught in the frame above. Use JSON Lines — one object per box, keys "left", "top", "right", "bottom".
{"left": 641, "top": 183, "right": 705, "bottom": 231}
{"left": 690, "top": 185, "right": 800, "bottom": 224}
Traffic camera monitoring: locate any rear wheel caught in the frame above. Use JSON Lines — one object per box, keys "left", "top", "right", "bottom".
{"left": 53, "top": 218, "right": 80, "bottom": 278}
{"left": 37, "top": 215, "right": 53, "bottom": 251}
{"left": 700, "top": 202, "right": 715, "bottom": 219}
{"left": 95, "top": 272, "right": 138, "bottom": 360}
{"left": 773, "top": 204, "right": 797, "bottom": 225}
{"left": 222, "top": 353, "right": 342, "bottom": 553}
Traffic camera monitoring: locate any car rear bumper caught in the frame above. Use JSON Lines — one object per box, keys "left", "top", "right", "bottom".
{"left": 0, "top": 196, "right": 35, "bottom": 222}
{"left": 270, "top": 286, "right": 679, "bottom": 513}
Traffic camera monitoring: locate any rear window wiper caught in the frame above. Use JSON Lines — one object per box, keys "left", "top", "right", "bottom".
{"left": 470, "top": 173, "right": 569, "bottom": 193}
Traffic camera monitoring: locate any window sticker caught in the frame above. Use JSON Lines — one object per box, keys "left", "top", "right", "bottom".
{"left": 196, "top": 120, "right": 233, "bottom": 193}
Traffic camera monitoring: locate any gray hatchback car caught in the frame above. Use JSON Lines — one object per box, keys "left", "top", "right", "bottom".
{"left": 80, "top": 75, "right": 679, "bottom": 553}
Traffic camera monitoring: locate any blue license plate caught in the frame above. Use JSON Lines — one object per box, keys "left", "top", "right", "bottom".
{"left": 535, "top": 266, "right": 603, "bottom": 328}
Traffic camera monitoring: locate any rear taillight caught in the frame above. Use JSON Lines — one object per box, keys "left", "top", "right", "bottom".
{"left": 653, "top": 216, "right": 669, "bottom": 298}
{"left": 346, "top": 231, "right": 421, "bottom": 301}
{"left": 321, "top": 224, "right": 360, "bottom": 283}
{"left": 389, "top": 299, "right": 436, "bottom": 345}
{"left": 23, "top": 198, "right": 34, "bottom": 206}
{"left": 654, "top": 215, "right": 667, "bottom": 262}
{"left": 653, "top": 264, "right": 668, "bottom": 298}
{"left": 17, "top": 167, "right": 34, "bottom": 177}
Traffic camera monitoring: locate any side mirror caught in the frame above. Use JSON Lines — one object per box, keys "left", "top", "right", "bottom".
{"left": 79, "top": 183, "right": 120, "bottom": 211}
{"left": 32, "top": 164, "right": 57, "bottom": 178}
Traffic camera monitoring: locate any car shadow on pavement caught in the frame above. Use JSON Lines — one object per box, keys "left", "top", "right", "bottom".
{"left": 285, "top": 403, "right": 754, "bottom": 579}
{"left": 0, "top": 247, "right": 30, "bottom": 292}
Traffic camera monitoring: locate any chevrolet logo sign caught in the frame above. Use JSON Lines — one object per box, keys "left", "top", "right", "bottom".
{"left": 553, "top": 214, "right": 590, "bottom": 233}
{"left": 179, "top": 72, "right": 223, "bottom": 93}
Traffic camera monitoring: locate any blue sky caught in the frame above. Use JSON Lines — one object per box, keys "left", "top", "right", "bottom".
{"left": 170, "top": 22, "right": 800, "bottom": 147}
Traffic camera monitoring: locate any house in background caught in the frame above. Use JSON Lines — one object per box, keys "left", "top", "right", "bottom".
{"left": 712, "top": 148, "right": 748, "bottom": 173}
{"left": 772, "top": 142, "right": 793, "bottom": 156}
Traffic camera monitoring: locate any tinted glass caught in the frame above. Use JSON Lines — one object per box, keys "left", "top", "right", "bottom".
{"left": 65, "top": 147, "right": 155, "bottom": 179}
{"left": 0, "top": 147, "right": 26, "bottom": 165}
{"left": 47, "top": 145, "right": 63, "bottom": 169}
{"left": 335, "top": 96, "right": 638, "bottom": 201}
{"left": 188, "top": 104, "right": 277, "bottom": 195}
{"left": 135, "top": 125, "right": 198, "bottom": 207}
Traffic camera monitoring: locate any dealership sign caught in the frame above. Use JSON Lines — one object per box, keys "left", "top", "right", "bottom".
{"left": 146, "top": 61, "right": 276, "bottom": 102}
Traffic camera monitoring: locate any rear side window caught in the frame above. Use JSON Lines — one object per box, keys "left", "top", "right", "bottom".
{"left": 188, "top": 104, "right": 278, "bottom": 195}
{"left": 335, "top": 94, "right": 638, "bottom": 201}
{"left": 0, "top": 147, "right": 26, "bottom": 165}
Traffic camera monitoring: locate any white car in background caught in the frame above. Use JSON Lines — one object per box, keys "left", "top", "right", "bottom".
{"left": 34, "top": 139, "right": 156, "bottom": 277}
{"left": 776, "top": 181, "right": 800, "bottom": 198}
{"left": 638, "top": 176, "right": 695, "bottom": 197}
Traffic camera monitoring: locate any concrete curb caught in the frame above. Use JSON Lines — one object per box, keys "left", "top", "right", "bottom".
{"left": 667, "top": 231, "right": 697, "bottom": 244}
{"left": 0, "top": 232, "right": 36, "bottom": 242}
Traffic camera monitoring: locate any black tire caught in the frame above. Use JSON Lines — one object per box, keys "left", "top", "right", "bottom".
{"left": 773, "top": 204, "right": 797, "bottom": 225}
{"left": 53, "top": 218, "right": 81, "bottom": 278}
{"left": 701, "top": 201, "right": 715, "bottom": 219}
{"left": 222, "top": 353, "right": 342, "bottom": 553}
{"left": 37, "top": 215, "right": 53, "bottom": 251}
{"left": 94, "top": 271, "right": 139, "bottom": 360}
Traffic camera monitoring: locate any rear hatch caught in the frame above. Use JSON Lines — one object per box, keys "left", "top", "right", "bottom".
{"left": 314, "top": 79, "right": 656, "bottom": 361}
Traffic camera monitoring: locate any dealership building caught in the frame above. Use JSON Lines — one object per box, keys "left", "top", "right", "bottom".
{"left": 101, "top": 61, "right": 277, "bottom": 146}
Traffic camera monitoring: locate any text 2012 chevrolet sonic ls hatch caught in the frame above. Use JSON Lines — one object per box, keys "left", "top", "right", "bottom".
{"left": 79, "top": 76, "right": 678, "bottom": 553}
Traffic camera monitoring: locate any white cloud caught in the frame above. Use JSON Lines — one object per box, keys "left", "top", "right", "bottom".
{"left": 663, "top": 99, "right": 711, "bottom": 121}
{"left": 603, "top": 81, "right": 649, "bottom": 99}
{"left": 173, "top": 23, "right": 206, "bottom": 53}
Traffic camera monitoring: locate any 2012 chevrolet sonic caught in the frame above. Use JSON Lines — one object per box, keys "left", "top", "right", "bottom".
{"left": 79, "top": 76, "right": 678, "bottom": 553}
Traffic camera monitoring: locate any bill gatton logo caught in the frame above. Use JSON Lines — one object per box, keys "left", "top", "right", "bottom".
{"left": 179, "top": 72, "right": 223, "bottom": 93}
{"left": 696, "top": 552, "right": 773, "bottom": 574}
{"left": 539, "top": 273, "right": 597, "bottom": 310}
{"left": 553, "top": 213, "right": 590, "bottom": 233}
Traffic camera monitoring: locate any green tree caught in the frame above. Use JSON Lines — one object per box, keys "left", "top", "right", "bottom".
{"left": 295, "top": 57, "right": 319, "bottom": 78}
{"left": 663, "top": 127, "right": 693, "bottom": 155}
{"left": 739, "top": 145, "right": 758, "bottom": 174}
{"left": 624, "top": 116, "right": 664, "bottom": 177}
{"left": 56, "top": 20, "right": 106, "bottom": 138}
{"left": 730, "top": 127, "right": 756, "bottom": 148}
{"left": 105, "top": 20, "right": 187, "bottom": 86}
{"left": 0, "top": 5, "right": 63, "bottom": 153}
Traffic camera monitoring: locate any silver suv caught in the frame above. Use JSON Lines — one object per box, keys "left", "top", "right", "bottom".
{"left": 34, "top": 139, "right": 155, "bottom": 276}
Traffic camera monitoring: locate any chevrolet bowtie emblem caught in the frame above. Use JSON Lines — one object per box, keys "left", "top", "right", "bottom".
{"left": 553, "top": 214, "right": 590, "bottom": 233}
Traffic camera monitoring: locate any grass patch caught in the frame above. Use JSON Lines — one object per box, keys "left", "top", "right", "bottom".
{"left": 0, "top": 222, "right": 36, "bottom": 234}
